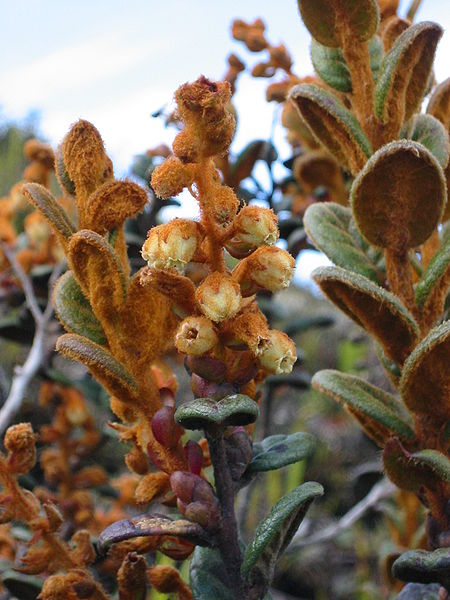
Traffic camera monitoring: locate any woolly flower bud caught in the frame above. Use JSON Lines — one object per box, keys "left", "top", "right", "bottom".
{"left": 233, "top": 246, "right": 295, "bottom": 296}
{"left": 211, "top": 186, "right": 239, "bottom": 228}
{"left": 175, "top": 316, "right": 218, "bottom": 356}
{"left": 226, "top": 206, "right": 278, "bottom": 257}
{"left": 4, "top": 423, "right": 37, "bottom": 474}
{"left": 150, "top": 155, "right": 195, "bottom": 199}
{"left": 196, "top": 273, "right": 241, "bottom": 322}
{"left": 141, "top": 219, "right": 198, "bottom": 271}
{"left": 258, "top": 330, "right": 296, "bottom": 374}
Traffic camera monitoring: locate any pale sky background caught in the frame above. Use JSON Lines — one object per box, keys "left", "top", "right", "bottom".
{"left": 1, "top": 0, "right": 449, "bottom": 283}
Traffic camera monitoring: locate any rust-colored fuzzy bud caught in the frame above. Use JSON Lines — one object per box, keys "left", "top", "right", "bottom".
{"left": 196, "top": 272, "right": 242, "bottom": 322}
{"left": 135, "top": 471, "right": 170, "bottom": 504}
{"left": 4, "top": 423, "right": 37, "bottom": 474}
{"left": 148, "top": 565, "right": 192, "bottom": 598}
{"left": 125, "top": 446, "right": 149, "bottom": 475}
{"left": 233, "top": 246, "right": 295, "bottom": 296}
{"left": 151, "top": 155, "right": 195, "bottom": 199}
{"left": 151, "top": 405, "right": 184, "bottom": 449}
{"left": 226, "top": 206, "right": 278, "bottom": 257}
{"left": 175, "top": 316, "right": 218, "bottom": 355}
{"left": 258, "top": 330, "right": 297, "bottom": 374}
{"left": 211, "top": 186, "right": 239, "bottom": 228}
{"left": 141, "top": 219, "right": 199, "bottom": 271}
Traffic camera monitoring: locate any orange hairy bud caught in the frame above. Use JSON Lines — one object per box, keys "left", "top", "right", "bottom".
{"left": 141, "top": 219, "right": 199, "bottom": 271}
{"left": 175, "top": 316, "right": 218, "bottom": 355}
{"left": 148, "top": 564, "right": 193, "bottom": 597}
{"left": 4, "top": 423, "right": 37, "bottom": 474}
{"left": 151, "top": 156, "right": 195, "bottom": 199}
{"left": 211, "top": 186, "right": 239, "bottom": 228}
{"left": 226, "top": 206, "right": 278, "bottom": 257}
{"left": 258, "top": 330, "right": 297, "bottom": 374}
{"left": 196, "top": 273, "right": 242, "bottom": 322}
{"left": 135, "top": 471, "right": 170, "bottom": 504}
{"left": 24, "top": 212, "right": 52, "bottom": 249}
{"left": 233, "top": 246, "right": 295, "bottom": 296}
{"left": 23, "top": 139, "right": 54, "bottom": 168}
{"left": 10, "top": 182, "right": 30, "bottom": 211}
{"left": 174, "top": 76, "right": 235, "bottom": 159}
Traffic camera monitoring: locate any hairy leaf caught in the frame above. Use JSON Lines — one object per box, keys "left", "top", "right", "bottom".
{"left": 97, "top": 514, "right": 211, "bottom": 555}
{"left": 52, "top": 271, "right": 107, "bottom": 344}
{"left": 400, "top": 320, "right": 450, "bottom": 420}
{"left": 242, "top": 482, "right": 323, "bottom": 598}
{"left": 22, "top": 183, "right": 76, "bottom": 249}
{"left": 289, "top": 84, "right": 372, "bottom": 175}
{"left": 86, "top": 180, "right": 148, "bottom": 233}
{"left": 313, "top": 266, "right": 419, "bottom": 363}
{"left": 375, "top": 22, "right": 443, "bottom": 138}
{"left": 312, "top": 370, "right": 414, "bottom": 444}
{"left": 304, "top": 203, "right": 383, "bottom": 283}
{"left": 298, "top": 0, "right": 379, "bottom": 47}
{"left": 427, "top": 77, "right": 450, "bottom": 130}
{"left": 174, "top": 395, "right": 259, "bottom": 431}
{"left": 56, "top": 333, "right": 138, "bottom": 404}
{"left": 400, "top": 114, "right": 449, "bottom": 169}
{"left": 190, "top": 547, "right": 234, "bottom": 600}
{"left": 351, "top": 140, "right": 446, "bottom": 249}
{"left": 293, "top": 151, "right": 347, "bottom": 204}
{"left": 311, "top": 36, "right": 383, "bottom": 92}
{"left": 393, "top": 548, "right": 450, "bottom": 589}
{"left": 415, "top": 235, "right": 450, "bottom": 314}
{"left": 248, "top": 432, "right": 316, "bottom": 474}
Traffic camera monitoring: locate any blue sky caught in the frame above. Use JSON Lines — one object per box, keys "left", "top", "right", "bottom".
{"left": 1, "top": 0, "right": 449, "bottom": 283}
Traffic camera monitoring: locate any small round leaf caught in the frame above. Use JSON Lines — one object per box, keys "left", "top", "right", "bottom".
{"left": 174, "top": 395, "right": 259, "bottom": 430}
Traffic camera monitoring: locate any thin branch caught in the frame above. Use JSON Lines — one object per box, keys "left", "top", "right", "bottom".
{"left": 292, "top": 478, "right": 396, "bottom": 547}
{"left": 0, "top": 255, "right": 65, "bottom": 435}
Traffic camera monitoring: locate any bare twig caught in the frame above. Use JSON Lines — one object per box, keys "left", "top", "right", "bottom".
{"left": 292, "top": 478, "right": 396, "bottom": 547}
{"left": 0, "top": 246, "right": 65, "bottom": 434}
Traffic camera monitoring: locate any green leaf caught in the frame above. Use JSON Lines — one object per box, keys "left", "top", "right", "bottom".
{"left": 242, "top": 481, "right": 323, "bottom": 598}
{"left": 1, "top": 571, "right": 42, "bottom": 600}
{"left": 351, "top": 140, "right": 446, "bottom": 250}
{"left": 400, "top": 114, "right": 449, "bottom": 169}
{"left": 97, "top": 514, "right": 211, "bottom": 555}
{"left": 375, "top": 22, "right": 443, "bottom": 134}
{"left": 289, "top": 84, "right": 372, "bottom": 175}
{"left": 304, "top": 203, "right": 384, "bottom": 283}
{"left": 53, "top": 271, "right": 107, "bottom": 344}
{"left": 56, "top": 333, "right": 138, "bottom": 404}
{"left": 190, "top": 547, "right": 234, "bottom": 600}
{"left": 392, "top": 548, "right": 450, "bottom": 589}
{"left": 313, "top": 266, "right": 419, "bottom": 364}
{"left": 248, "top": 432, "right": 316, "bottom": 474}
{"left": 397, "top": 583, "right": 441, "bottom": 600}
{"left": 415, "top": 236, "right": 450, "bottom": 311}
{"left": 298, "top": 0, "right": 379, "bottom": 47}
{"left": 311, "top": 36, "right": 384, "bottom": 93}
{"left": 312, "top": 370, "right": 414, "bottom": 445}
{"left": 400, "top": 320, "right": 450, "bottom": 420}
{"left": 174, "top": 395, "right": 259, "bottom": 431}
{"left": 383, "top": 438, "right": 450, "bottom": 492}
{"left": 22, "top": 182, "right": 76, "bottom": 245}
{"left": 374, "top": 342, "right": 402, "bottom": 387}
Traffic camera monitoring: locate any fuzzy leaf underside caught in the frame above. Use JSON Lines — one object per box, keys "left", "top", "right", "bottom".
{"left": 415, "top": 237, "right": 450, "bottom": 310}
{"left": 399, "top": 114, "right": 450, "bottom": 169}
{"left": 304, "top": 203, "right": 383, "bottom": 283}
{"left": 313, "top": 266, "right": 419, "bottom": 364}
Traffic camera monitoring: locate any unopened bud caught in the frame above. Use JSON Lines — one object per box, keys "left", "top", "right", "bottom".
{"left": 211, "top": 186, "right": 239, "bottom": 228}
{"left": 4, "top": 423, "right": 37, "bottom": 474}
{"left": 190, "top": 373, "right": 237, "bottom": 400}
{"left": 185, "top": 355, "right": 227, "bottom": 382}
{"left": 141, "top": 219, "right": 199, "bottom": 271}
{"left": 151, "top": 406, "right": 184, "bottom": 449}
{"left": 175, "top": 316, "right": 218, "bottom": 356}
{"left": 170, "top": 471, "right": 220, "bottom": 530}
{"left": 233, "top": 246, "right": 295, "bottom": 296}
{"left": 196, "top": 273, "right": 241, "bottom": 322}
{"left": 150, "top": 156, "right": 195, "bottom": 199}
{"left": 224, "top": 427, "right": 253, "bottom": 480}
{"left": 226, "top": 206, "right": 278, "bottom": 257}
{"left": 258, "top": 330, "right": 296, "bottom": 374}
{"left": 184, "top": 440, "right": 204, "bottom": 475}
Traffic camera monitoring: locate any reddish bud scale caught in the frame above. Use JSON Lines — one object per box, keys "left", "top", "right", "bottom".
{"left": 185, "top": 355, "right": 227, "bottom": 382}
{"left": 151, "top": 406, "right": 184, "bottom": 449}
{"left": 184, "top": 440, "right": 204, "bottom": 475}
{"left": 190, "top": 373, "right": 237, "bottom": 400}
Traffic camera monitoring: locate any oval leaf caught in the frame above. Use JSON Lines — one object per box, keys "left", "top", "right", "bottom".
{"left": 313, "top": 266, "right": 419, "bottom": 364}
{"left": 22, "top": 183, "right": 76, "bottom": 248}
{"left": 397, "top": 583, "right": 441, "bottom": 600}
{"left": 393, "top": 548, "right": 450, "bottom": 589}
{"left": 312, "top": 370, "right": 414, "bottom": 444}
{"left": 351, "top": 140, "right": 446, "bottom": 249}
{"left": 415, "top": 236, "right": 450, "bottom": 324}
{"left": 400, "top": 114, "right": 449, "bottom": 169}
{"left": 289, "top": 84, "right": 372, "bottom": 175}
{"left": 86, "top": 180, "right": 148, "bottom": 233}
{"left": 241, "top": 482, "right": 323, "bottom": 598}
{"left": 427, "top": 77, "right": 450, "bottom": 130}
{"left": 248, "top": 432, "right": 316, "bottom": 474}
{"left": 400, "top": 320, "right": 450, "bottom": 420}
{"left": 190, "top": 547, "right": 234, "bottom": 600}
{"left": 375, "top": 22, "right": 443, "bottom": 137}
{"left": 298, "top": 0, "right": 379, "bottom": 47}
{"left": 56, "top": 333, "right": 138, "bottom": 404}
{"left": 304, "top": 203, "right": 384, "bottom": 283}
{"left": 53, "top": 271, "right": 107, "bottom": 344}
{"left": 174, "top": 395, "right": 259, "bottom": 431}
{"left": 311, "top": 36, "right": 384, "bottom": 93}
{"left": 97, "top": 514, "right": 210, "bottom": 555}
